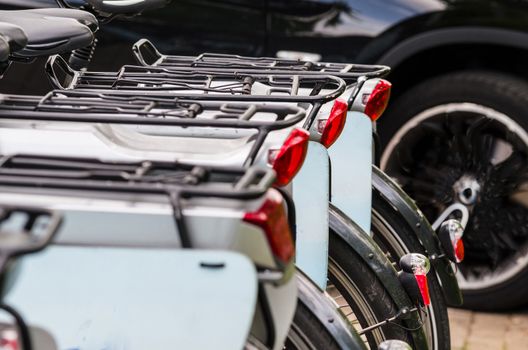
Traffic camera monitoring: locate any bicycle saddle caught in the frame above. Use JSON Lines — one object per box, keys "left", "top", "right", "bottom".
{"left": 21, "top": 8, "right": 98, "bottom": 32}
{"left": 0, "top": 11, "right": 94, "bottom": 57}
{"left": 86, "top": 0, "right": 170, "bottom": 16}
{"left": 0, "top": 22, "right": 27, "bottom": 54}
{"left": 0, "top": 37, "right": 8, "bottom": 62}
{"left": 0, "top": 23, "right": 27, "bottom": 62}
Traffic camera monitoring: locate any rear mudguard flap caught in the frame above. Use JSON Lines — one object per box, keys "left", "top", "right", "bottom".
{"left": 329, "top": 204, "right": 428, "bottom": 349}
{"left": 296, "top": 270, "right": 367, "bottom": 350}
{"left": 329, "top": 111, "right": 373, "bottom": 234}
{"left": 6, "top": 247, "right": 258, "bottom": 350}
{"left": 372, "top": 166, "right": 463, "bottom": 306}
{"left": 292, "top": 142, "right": 330, "bottom": 289}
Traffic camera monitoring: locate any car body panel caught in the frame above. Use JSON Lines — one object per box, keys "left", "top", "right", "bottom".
{"left": 2, "top": 0, "right": 528, "bottom": 94}
{"left": 8, "top": 0, "right": 528, "bottom": 64}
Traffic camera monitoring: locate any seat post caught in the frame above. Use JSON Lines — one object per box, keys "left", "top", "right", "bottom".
{"left": 68, "top": 38, "right": 98, "bottom": 70}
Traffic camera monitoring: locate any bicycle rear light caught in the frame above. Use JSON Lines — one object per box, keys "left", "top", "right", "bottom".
{"left": 399, "top": 253, "right": 431, "bottom": 306}
{"left": 455, "top": 239, "right": 465, "bottom": 263}
{"left": 268, "top": 128, "right": 310, "bottom": 186}
{"left": 0, "top": 328, "right": 18, "bottom": 350}
{"left": 317, "top": 98, "right": 348, "bottom": 148}
{"left": 243, "top": 189, "right": 294, "bottom": 264}
{"left": 363, "top": 79, "right": 391, "bottom": 121}
{"left": 438, "top": 219, "right": 465, "bottom": 263}
{"left": 414, "top": 273, "right": 430, "bottom": 306}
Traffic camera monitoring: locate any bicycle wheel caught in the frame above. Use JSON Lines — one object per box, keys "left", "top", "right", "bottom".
{"left": 327, "top": 204, "right": 423, "bottom": 350}
{"left": 284, "top": 300, "right": 342, "bottom": 350}
{"left": 284, "top": 272, "right": 365, "bottom": 350}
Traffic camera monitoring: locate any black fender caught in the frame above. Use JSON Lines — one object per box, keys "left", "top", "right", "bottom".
{"left": 296, "top": 270, "right": 367, "bottom": 350}
{"left": 377, "top": 26, "right": 528, "bottom": 68}
{"left": 329, "top": 203, "right": 428, "bottom": 349}
{"left": 371, "top": 166, "right": 463, "bottom": 306}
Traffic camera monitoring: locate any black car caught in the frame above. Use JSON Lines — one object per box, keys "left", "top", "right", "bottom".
{"left": 3, "top": 0, "right": 528, "bottom": 311}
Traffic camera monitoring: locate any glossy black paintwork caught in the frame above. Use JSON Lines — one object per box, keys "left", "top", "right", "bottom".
{"left": 4, "top": 0, "right": 528, "bottom": 62}
{"left": 1, "top": 0, "right": 528, "bottom": 89}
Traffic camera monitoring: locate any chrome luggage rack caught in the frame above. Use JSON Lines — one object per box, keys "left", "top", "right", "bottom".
{"left": 0, "top": 90, "right": 305, "bottom": 166}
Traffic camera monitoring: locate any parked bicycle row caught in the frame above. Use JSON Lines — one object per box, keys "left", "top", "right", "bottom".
{"left": 0, "top": 1, "right": 471, "bottom": 349}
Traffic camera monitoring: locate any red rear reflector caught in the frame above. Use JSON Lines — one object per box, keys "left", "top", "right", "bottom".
{"left": 414, "top": 273, "right": 431, "bottom": 306}
{"left": 364, "top": 79, "right": 391, "bottom": 121}
{"left": 455, "top": 239, "right": 465, "bottom": 263}
{"left": 243, "top": 189, "right": 294, "bottom": 264}
{"left": 0, "top": 329, "right": 18, "bottom": 350}
{"left": 318, "top": 99, "right": 348, "bottom": 148}
{"left": 268, "top": 128, "right": 310, "bottom": 186}
{"left": 439, "top": 219, "right": 465, "bottom": 263}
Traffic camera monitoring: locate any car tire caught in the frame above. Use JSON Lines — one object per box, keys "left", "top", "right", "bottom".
{"left": 378, "top": 70, "right": 528, "bottom": 311}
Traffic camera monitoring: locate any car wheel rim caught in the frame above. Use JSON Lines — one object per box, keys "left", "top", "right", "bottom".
{"left": 381, "top": 103, "right": 528, "bottom": 291}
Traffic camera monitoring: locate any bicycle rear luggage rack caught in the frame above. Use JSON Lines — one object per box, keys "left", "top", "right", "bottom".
{"left": 0, "top": 90, "right": 305, "bottom": 166}
{"left": 132, "top": 39, "right": 391, "bottom": 81}
{"left": 46, "top": 55, "right": 345, "bottom": 128}
{"left": 0, "top": 154, "right": 275, "bottom": 248}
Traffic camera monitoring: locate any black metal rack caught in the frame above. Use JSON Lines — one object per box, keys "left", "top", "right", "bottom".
{"left": 0, "top": 154, "right": 275, "bottom": 248}
{"left": 46, "top": 55, "right": 346, "bottom": 129}
{"left": 48, "top": 55, "right": 345, "bottom": 99}
{"left": 132, "top": 39, "right": 390, "bottom": 80}
{"left": 0, "top": 90, "right": 305, "bottom": 166}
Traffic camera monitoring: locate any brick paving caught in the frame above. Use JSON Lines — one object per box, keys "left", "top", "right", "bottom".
{"left": 449, "top": 308, "right": 528, "bottom": 350}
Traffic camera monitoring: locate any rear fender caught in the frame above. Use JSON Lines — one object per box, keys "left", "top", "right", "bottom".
{"left": 329, "top": 204, "right": 428, "bottom": 349}
{"left": 329, "top": 111, "right": 372, "bottom": 233}
{"left": 292, "top": 141, "right": 330, "bottom": 289}
{"left": 5, "top": 247, "right": 258, "bottom": 349}
{"left": 372, "top": 166, "right": 463, "bottom": 306}
{"left": 296, "top": 271, "right": 367, "bottom": 350}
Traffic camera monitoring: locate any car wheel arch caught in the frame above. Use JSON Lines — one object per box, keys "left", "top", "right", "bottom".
{"left": 374, "top": 27, "right": 528, "bottom": 98}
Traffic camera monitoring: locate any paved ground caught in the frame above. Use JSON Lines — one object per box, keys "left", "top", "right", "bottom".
{"left": 449, "top": 308, "right": 528, "bottom": 350}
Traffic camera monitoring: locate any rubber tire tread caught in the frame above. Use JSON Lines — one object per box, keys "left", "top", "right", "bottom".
{"left": 287, "top": 298, "right": 342, "bottom": 350}
{"left": 379, "top": 70, "right": 528, "bottom": 310}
